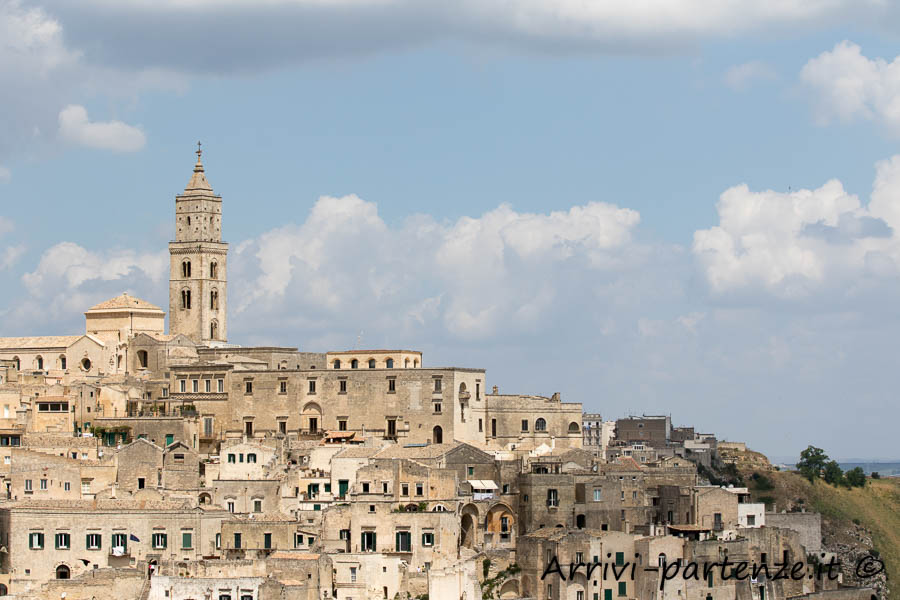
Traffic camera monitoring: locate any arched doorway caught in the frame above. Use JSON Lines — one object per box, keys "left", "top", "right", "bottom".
{"left": 576, "top": 514, "right": 586, "bottom": 529}
{"left": 0, "top": 583, "right": 7, "bottom": 594}
{"left": 461, "top": 513, "right": 476, "bottom": 549}
{"left": 302, "top": 402, "right": 323, "bottom": 434}
{"left": 432, "top": 425, "right": 443, "bottom": 444}
{"left": 56, "top": 564, "right": 70, "bottom": 579}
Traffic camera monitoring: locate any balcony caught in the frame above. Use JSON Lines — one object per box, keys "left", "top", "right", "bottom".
{"left": 546, "top": 499, "right": 559, "bottom": 508}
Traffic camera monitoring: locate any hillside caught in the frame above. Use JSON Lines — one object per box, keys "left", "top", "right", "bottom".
{"left": 734, "top": 453, "right": 899, "bottom": 599}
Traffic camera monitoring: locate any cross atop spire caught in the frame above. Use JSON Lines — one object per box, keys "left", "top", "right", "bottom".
{"left": 196, "top": 140, "right": 202, "bottom": 160}
{"left": 184, "top": 142, "right": 213, "bottom": 193}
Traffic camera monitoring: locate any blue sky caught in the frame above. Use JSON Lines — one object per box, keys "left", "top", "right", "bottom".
{"left": 2, "top": 0, "right": 900, "bottom": 460}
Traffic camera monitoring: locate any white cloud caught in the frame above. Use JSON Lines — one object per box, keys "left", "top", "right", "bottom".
{"left": 57, "top": 104, "right": 146, "bottom": 152}
{"left": 0, "top": 245, "right": 24, "bottom": 271}
{"left": 723, "top": 60, "right": 777, "bottom": 92}
{"left": 800, "top": 41, "right": 900, "bottom": 135}
{"left": 692, "top": 156, "right": 900, "bottom": 299}
{"left": 233, "top": 194, "right": 642, "bottom": 341}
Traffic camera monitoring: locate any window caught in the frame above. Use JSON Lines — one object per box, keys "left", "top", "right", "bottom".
{"left": 64, "top": 481, "right": 70, "bottom": 491}
{"left": 179, "top": 379, "right": 186, "bottom": 393}
{"left": 618, "top": 582, "right": 627, "bottom": 597}
{"left": 434, "top": 378, "right": 442, "bottom": 392}
{"left": 535, "top": 418, "right": 547, "bottom": 431}
{"left": 228, "top": 453, "right": 236, "bottom": 463}
{"left": 181, "top": 289, "right": 191, "bottom": 309}
{"left": 416, "top": 483, "right": 423, "bottom": 496}
{"left": 29, "top": 532, "right": 44, "bottom": 549}
{"left": 112, "top": 533, "right": 127, "bottom": 552}
{"left": 401, "top": 483, "right": 409, "bottom": 496}
{"left": 577, "top": 591, "right": 585, "bottom": 600}
{"left": 308, "top": 380, "right": 316, "bottom": 394}
{"left": 522, "top": 419, "right": 529, "bottom": 432}
{"left": 361, "top": 482, "right": 370, "bottom": 493}
{"left": 594, "top": 488, "right": 602, "bottom": 501}
{"left": 86, "top": 533, "right": 101, "bottom": 549}
{"left": 254, "top": 500, "right": 262, "bottom": 513}
{"left": 210, "top": 261, "right": 217, "bottom": 278}
{"left": 491, "top": 419, "right": 497, "bottom": 437}
{"left": 153, "top": 533, "right": 167, "bottom": 549}
{"left": 40, "top": 479, "right": 47, "bottom": 490}
{"left": 351, "top": 359, "right": 358, "bottom": 369}
{"left": 478, "top": 418, "right": 483, "bottom": 432}
{"left": 24, "top": 479, "right": 32, "bottom": 492}
{"left": 279, "top": 381, "right": 287, "bottom": 394}
{"left": 395, "top": 531, "right": 411, "bottom": 552}
{"left": 245, "top": 381, "right": 253, "bottom": 394}
{"left": 216, "top": 533, "right": 221, "bottom": 549}
{"left": 227, "top": 501, "right": 235, "bottom": 513}
{"left": 247, "top": 453, "right": 257, "bottom": 463}
{"left": 202, "top": 379, "right": 210, "bottom": 393}
{"left": 350, "top": 566, "right": 357, "bottom": 582}
{"left": 138, "top": 477, "right": 145, "bottom": 489}
{"left": 137, "top": 350, "right": 148, "bottom": 369}
{"left": 182, "top": 260, "right": 191, "bottom": 278}
{"left": 361, "top": 531, "right": 376, "bottom": 551}
{"left": 333, "top": 359, "right": 341, "bottom": 369}
{"left": 434, "top": 402, "right": 441, "bottom": 413}
{"left": 368, "top": 359, "right": 376, "bottom": 369}
{"left": 295, "top": 532, "right": 304, "bottom": 548}
{"left": 233, "top": 533, "right": 242, "bottom": 549}
{"left": 467, "top": 466, "right": 474, "bottom": 476}
{"left": 204, "top": 418, "right": 214, "bottom": 437}
{"left": 747, "top": 514, "right": 756, "bottom": 526}
{"left": 81, "top": 481, "right": 90, "bottom": 495}
{"left": 386, "top": 358, "right": 394, "bottom": 368}
{"left": 422, "top": 532, "right": 434, "bottom": 546}
{"left": 162, "top": 386, "right": 169, "bottom": 397}
{"left": 547, "top": 489, "right": 559, "bottom": 507}
{"left": 338, "top": 419, "right": 347, "bottom": 431}
{"left": 388, "top": 378, "right": 396, "bottom": 393}
{"left": 382, "top": 482, "right": 388, "bottom": 494}
{"left": 55, "top": 532, "right": 70, "bottom": 549}
{"left": 210, "top": 290, "right": 218, "bottom": 310}
{"left": 339, "top": 379, "right": 347, "bottom": 393}
{"left": 192, "top": 379, "right": 199, "bottom": 393}
{"left": 279, "top": 421, "right": 287, "bottom": 434}
{"left": 217, "top": 379, "right": 224, "bottom": 393}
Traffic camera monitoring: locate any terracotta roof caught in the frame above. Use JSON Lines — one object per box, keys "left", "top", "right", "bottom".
{"left": 86, "top": 293, "right": 163, "bottom": 313}
{"left": 0, "top": 335, "right": 81, "bottom": 349}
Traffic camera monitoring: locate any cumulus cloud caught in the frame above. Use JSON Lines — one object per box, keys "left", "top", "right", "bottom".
{"left": 232, "top": 195, "right": 642, "bottom": 342}
{"left": 692, "top": 156, "right": 900, "bottom": 300}
{"left": 800, "top": 41, "right": 900, "bottom": 135}
{"left": 57, "top": 104, "right": 146, "bottom": 152}
{"left": 723, "top": 60, "right": 777, "bottom": 92}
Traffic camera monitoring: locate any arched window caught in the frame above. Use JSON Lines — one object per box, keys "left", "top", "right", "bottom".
{"left": 535, "top": 418, "right": 547, "bottom": 432}
{"left": 432, "top": 425, "right": 443, "bottom": 444}
{"left": 56, "top": 565, "right": 70, "bottom": 579}
{"left": 210, "top": 320, "right": 218, "bottom": 340}
{"left": 58, "top": 354, "right": 67, "bottom": 370}
{"left": 11, "top": 356, "right": 19, "bottom": 370}
{"left": 210, "top": 289, "right": 218, "bottom": 310}
{"left": 35, "top": 356, "right": 43, "bottom": 370}
{"left": 576, "top": 514, "right": 586, "bottom": 529}
{"left": 658, "top": 553, "right": 667, "bottom": 567}
{"left": 182, "top": 260, "right": 191, "bottom": 278}
{"left": 247, "top": 453, "right": 257, "bottom": 463}
{"left": 568, "top": 422, "right": 580, "bottom": 433}
{"left": 137, "top": 350, "right": 148, "bottom": 369}
{"left": 386, "top": 358, "right": 394, "bottom": 369}
{"left": 368, "top": 359, "right": 376, "bottom": 369}
{"left": 81, "top": 358, "right": 92, "bottom": 371}
{"left": 413, "top": 359, "right": 418, "bottom": 368}
{"left": 404, "top": 358, "right": 410, "bottom": 368}
{"left": 181, "top": 290, "right": 191, "bottom": 309}
{"left": 351, "top": 359, "right": 358, "bottom": 369}
{"left": 333, "top": 359, "right": 341, "bottom": 369}
{"left": 210, "top": 261, "right": 218, "bottom": 278}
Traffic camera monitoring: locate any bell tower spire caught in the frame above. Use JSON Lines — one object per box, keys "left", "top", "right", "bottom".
{"left": 168, "top": 144, "right": 228, "bottom": 344}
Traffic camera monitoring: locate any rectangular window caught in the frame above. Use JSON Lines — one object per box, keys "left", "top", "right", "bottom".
{"left": 308, "top": 380, "right": 316, "bottom": 394}
{"left": 747, "top": 514, "right": 756, "bottom": 526}
{"left": 388, "top": 378, "right": 396, "bottom": 393}
{"left": 401, "top": 483, "right": 409, "bottom": 496}
{"left": 25, "top": 479, "right": 32, "bottom": 492}
{"left": 64, "top": 481, "right": 70, "bottom": 491}
{"left": 339, "top": 379, "right": 347, "bottom": 393}
{"left": 192, "top": 379, "right": 199, "bottom": 393}
{"left": 350, "top": 566, "right": 357, "bottom": 582}
{"left": 279, "top": 381, "right": 287, "bottom": 394}
{"left": 228, "top": 453, "right": 236, "bottom": 463}
{"left": 522, "top": 419, "right": 529, "bottom": 432}
{"left": 227, "top": 501, "right": 235, "bottom": 513}
{"left": 29, "top": 532, "right": 44, "bottom": 549}
{"left": 434, "top": 402, "right": 441, "bottom": 413}
{"left": 179, "top": 379, "right": 186, "bottom": 393}
{"left": 593, "top": 488, "right": 602, "bottom": 501}
{"left": 478, "top": 418, "right": 483, "bottom": 432}
{"left": 254, "top": 500, "right": 262, "bottom": 513}
{"left": 205, "top": 379, "right": 211, "bottom": 393}
{"left": 415, "top": 483, "right": 423, "bottom": 496}
{"left": 263, "top": 533, "right": 272, "bottom": 549}
{"left": 162, "top": 387, "right": 169, "bottom": 398}
{"left": 467, "top": 466, "right": 474, "bottom": 476}
{"left": 338, "top": 419, "right": 347, "bottom": 431}
{"left": 153, "top": 533, "right": 167, "bottom": 549}
{"left": 422, "top": 532, "right": 434, "bottom": 546}
{"left": 618, "top": 582, "right": 626, "bottom": 597}
{"left": 86, "top": 533, "right": 101, "bottom": 550}
{"left": 81, "top": 481, "right": 90, "bottom": 495}
{"left": 245, "top": 381, "right": 253, "bottom": 394}
{"left": 111, "top": 533, "right": 127, "bottom": 553}
{"left": 577, "top": 591, "right": 584, "bottom": 600}
{"left": 216, "top": 533, "right": 221, "bottom": 549}
{"left": 217, "top": 379, "right": 224, "bottom": 393}
{"left": 434, "top": 378, "right": 442, "bottom": 392}
{"left": 55, "top": 532, "right": 70, "bottom": 549}
{"left": 233, "top": 533, "right": 242, "bottom": 549}
{"left": 40, "top": 479, "right": 47, "bottom": 490}
{"left": 295, "top": 532, "right": 304, "bottom": 548}
{"left": 395, "top": 531, "right": 411, "bottom": 552}
{"left": 615, "top": 552, "right": 624, "bottom": 566}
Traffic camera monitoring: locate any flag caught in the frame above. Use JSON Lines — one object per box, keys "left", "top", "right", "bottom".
{"left": 129, "top": 534, "right": 140, "bottom": 542}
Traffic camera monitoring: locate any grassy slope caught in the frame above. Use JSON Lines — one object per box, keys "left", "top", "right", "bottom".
{"left": 740, "top": 467, "right": 900, "bottom": 598}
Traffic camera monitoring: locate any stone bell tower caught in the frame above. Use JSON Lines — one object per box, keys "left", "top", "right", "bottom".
{"left": 168, "top": 143, "right": 228, "bottom": 344}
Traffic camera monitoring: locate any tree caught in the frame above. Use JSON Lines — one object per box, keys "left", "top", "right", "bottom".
{"left": 871, "top": 472, "right": 881, "bottom": 479}
{"left": 845, "top": 467, "right": 867, "bottom": 488}
{"left": 797, "top": 446, "right": 829, "bottom": 482}
{"left": 823, "top": 460, "right": 844, "bottom": 486}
